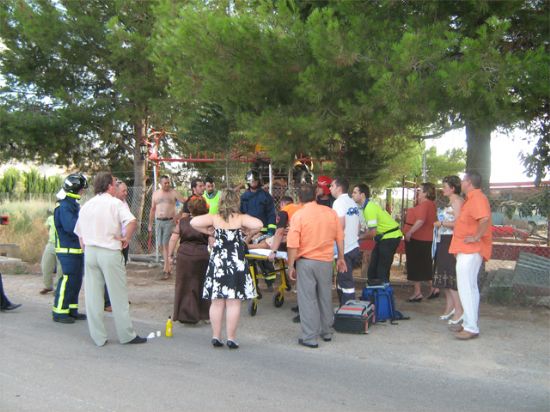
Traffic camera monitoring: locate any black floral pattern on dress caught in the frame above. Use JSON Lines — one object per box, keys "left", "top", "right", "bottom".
{"left": 203, "top": 228, "right": 257, "bottom": 300}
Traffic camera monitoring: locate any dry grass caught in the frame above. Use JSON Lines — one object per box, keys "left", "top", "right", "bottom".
{"left": 0, "top": 200, "right": 52, "bottom": 263}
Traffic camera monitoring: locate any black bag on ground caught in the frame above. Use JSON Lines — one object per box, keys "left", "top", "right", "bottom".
{"left": 333, "top": 300, "right": 374, "bottom": 334}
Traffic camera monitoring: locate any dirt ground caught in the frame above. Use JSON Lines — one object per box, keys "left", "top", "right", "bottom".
{"left": 3, "top": 256, "right": 549, "bottom": 411}
{"left": 3, "top": 258, "right": 549, "bottom": 329}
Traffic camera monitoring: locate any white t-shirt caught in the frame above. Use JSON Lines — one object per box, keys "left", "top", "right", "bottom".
{"left": 332, "top": 194, "right": 360, "bottom": 254}
{"left": 74, "top": 193, "right": 136, "bottom": 251}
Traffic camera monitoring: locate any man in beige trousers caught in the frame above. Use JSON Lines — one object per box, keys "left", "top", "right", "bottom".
{"left": 74, "top": 172, "right": 146, "bottom": 346}
{"left": 40, "top": 210, "right": 61, "bottom": 294}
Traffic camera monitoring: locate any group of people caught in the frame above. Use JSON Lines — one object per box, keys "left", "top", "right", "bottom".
{"left": 403, "top": 171, "right": 492, "bottom": 340}
{"left": 166, "top": 172, "right": 406, "bottom": 348}
{"left": 166, "top": 170, "right": 492, "bottom": 346}
{"left": 3, "top": 168, "right": 491, "bottom": 348}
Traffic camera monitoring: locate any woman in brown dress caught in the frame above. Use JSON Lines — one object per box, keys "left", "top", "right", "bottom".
{"left": 168, "top": 197, "right": 211, "bottom": 324}
{"left": 404, "top": 183, "right": 438, "bottom": 302}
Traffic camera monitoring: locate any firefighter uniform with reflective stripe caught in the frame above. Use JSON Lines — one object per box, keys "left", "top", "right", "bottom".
{"left": 240, "top": 187, "right": 277, "bottom": 285}
{"left": 52, "top": 193, "right": 84, "bottom": 320}
{"left": 240, "top": 188, "right": 277, "bottom": 235}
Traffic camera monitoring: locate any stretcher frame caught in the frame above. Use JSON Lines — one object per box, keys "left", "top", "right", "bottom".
{"left": 245, "top": 252, "right": 290, "bottom": 316}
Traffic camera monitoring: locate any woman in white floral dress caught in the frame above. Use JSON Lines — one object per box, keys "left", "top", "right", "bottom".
{"left": 191, "top": 189, "right": 262, "bottom": 349}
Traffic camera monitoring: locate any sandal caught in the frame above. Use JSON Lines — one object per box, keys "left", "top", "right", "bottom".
{"left": 407, "top": 294, "right": 423, "bottom": 302}
{"left": 439, "top": 309, "right": 455, "bottom": 320}
{"left": 427, "top": 289, "right": 440, "bottom": 299}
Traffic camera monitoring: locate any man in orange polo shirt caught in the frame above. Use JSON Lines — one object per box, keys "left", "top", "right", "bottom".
{"left": 449, "top": 171, "right": 492, "bottom": 340}
{"left": 287, "top": 185, "right": 347, "bottom": 348}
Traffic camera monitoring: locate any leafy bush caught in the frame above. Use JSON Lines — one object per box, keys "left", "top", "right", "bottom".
{"left": 0, "top": 168, "right": 21, "bottom": 194}
{"left": 0, "top": 199, "right": 53, "bottom": 263}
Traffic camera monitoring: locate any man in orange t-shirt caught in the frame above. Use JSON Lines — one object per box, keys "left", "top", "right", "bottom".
{"left": 449, "top": 171, "right": 492, "bottom": 340}
{"left": 287, "top": 185, "right": 347, "bottom": 348}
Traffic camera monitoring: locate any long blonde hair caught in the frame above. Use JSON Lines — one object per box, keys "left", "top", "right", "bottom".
{"left": 218, "top": 189, "right": 241, "bottom": 222}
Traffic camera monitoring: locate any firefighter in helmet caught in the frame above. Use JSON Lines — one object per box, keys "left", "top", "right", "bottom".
{"left": 52, "top": 173, "right": 88, "bottom": 323}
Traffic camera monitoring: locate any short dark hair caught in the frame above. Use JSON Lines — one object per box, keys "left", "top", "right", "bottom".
{"left": 191, "top": 178, "right": 203, "bottom": 190}
{"left": 160, "top": 175, "right": 170, "bottom": 181}
{"left": 94, "top": 172, "right": 114, "bottom": 195}
{"left": 205, "top": 176, "right": 214, "bottom": 184}
{"left": 333, "top": 177, "right": 349, "bottom": 193}
{"left": 280, "top": 196, "right": 294, "bottom": 205}
{"left": 354, "top": 183, "right": 370, "bottom": 199}
{"left": 421, "top": 182, "right": 436, "bottom": 201}
{"left": 443, "top": 175, "right": 461, "bottom": 195}
{"left": 297, "top": 184, "right": 316, "bottom": 203}
{"left": 464, "top": 170, "right": 482, "bottom": 189}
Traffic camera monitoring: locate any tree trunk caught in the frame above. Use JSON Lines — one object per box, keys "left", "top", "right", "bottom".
{"left": 131, "top": 119, "right": 148, "bottom": 252}
{"left": 465, "top": 121, "right": 492, "bottom": 194}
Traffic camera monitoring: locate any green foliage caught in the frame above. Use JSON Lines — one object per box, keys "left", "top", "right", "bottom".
{"left": 425, "top": 147, "right": 466, "bottom": 183}
{"left": 151, "top": 0, "right": 423, "bottom": 184}
{"left": 22, "top": 169, "right": 45, "bottom": 193}
{"left": 518, "top": 187, "right": 550, "bottom": 218}
{"left": 0, "top": 167, "right": 21, "bottom": 193}
{"left": 45, "top": 175, "right": 63, "bottom": 194}
{"left": 520, "top": 113, "right": 550, "bottom": 186}
{"left": 0, "top": 167, "right": 62, "bottom": 194}
{"left": 0, "top": 0, "right": 167, "bottom": 173}
{"left": 379, "top": 0, "right": 549, "bottom": 185}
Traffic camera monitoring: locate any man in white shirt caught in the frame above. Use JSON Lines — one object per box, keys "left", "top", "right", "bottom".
{"left": 74, "top": 172, "right": 146, "bottom": 346}
{"left": 330, "top": 177, "right": 362, "bottom": 305}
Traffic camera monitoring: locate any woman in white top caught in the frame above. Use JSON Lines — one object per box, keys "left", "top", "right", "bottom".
{"left": 433, "top": 176, "right": 464, "bottom": 324}
{"left": 191, "top": 189, "right": 262, "bottom": 349}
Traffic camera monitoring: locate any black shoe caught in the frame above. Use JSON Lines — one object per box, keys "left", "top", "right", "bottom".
{"left": 298, "top": 338, "right": 318, "bottom": 348}
{"left": 1, "top": 303, "right": 22, "bottom": 311}
{"left": 226, "top": 340, "right": 239, "bottom": 349}
{"left": 291, "top": 305, "right": 299, "bottom": 313}
{"left": 128, "top": 335, "right": 147, "bottom": 344}
{"left": 322, "top": 337, "right": 332, "bottom": 342}
{"left": 427, "top": 290, "right": 440, "bottom": 299}
{"left": 211, "top": 338, "right": 224, "bottom": 347}
{"left": 292, "top": 314, "right": 300, "bottom": 323}
{"left": 70, "top": 313, "right": 87, "bottom": 320}
{"left": 256, "top": 290, "right": 263, "bottom": 300}
{"left": 53, "top": 316, "right": 75, "bottom": 324}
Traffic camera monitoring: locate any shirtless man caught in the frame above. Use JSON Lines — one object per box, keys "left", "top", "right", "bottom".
{"left": 148, "top": 175, "right": 186, "bottom": 279}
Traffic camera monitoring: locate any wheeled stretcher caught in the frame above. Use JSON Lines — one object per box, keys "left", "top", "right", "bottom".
{"left": 245, "top": 250, "right": 290, "bottom": 316}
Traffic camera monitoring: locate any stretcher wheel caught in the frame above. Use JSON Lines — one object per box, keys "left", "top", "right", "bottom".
{"left": 273, "top": 291, "right": 284, "bottom": 308}
{"left": 248, "top": 300, "right": 258, "bottom": 316}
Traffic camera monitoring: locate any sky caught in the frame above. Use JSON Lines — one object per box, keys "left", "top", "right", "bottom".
{"left": 426, "top": 128, "right": 547, "bottom": 184}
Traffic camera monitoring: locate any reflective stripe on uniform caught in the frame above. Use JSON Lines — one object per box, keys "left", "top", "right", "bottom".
{"left": 66, "top": 193, "right": 81, "bottom": 200}
{"left": 68, "top": 304, "right": 78, "bottom": 309}
{"left": 55, "top": 248, "right": 83, "bottom": 254}
{"left": 52, "top": 275, "right": 70, "bottom": 314}
{"left": 337, "top": 285, "right": 356, "bottom": 294}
